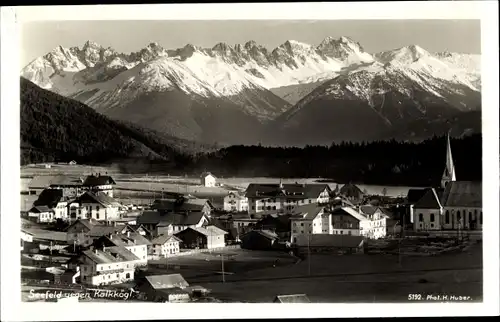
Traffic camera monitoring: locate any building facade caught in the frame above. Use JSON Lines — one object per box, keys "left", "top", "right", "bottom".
{"left": 290, "top": 204, "right": 332, "bottom": 244}
{"left": 79, "top": 247, "right": 138, "bottom": 286}
{"left": 200, "top": 172, "right": 217, "bottom": 187}
{"left": 223, "top": 191, "right": 249, "bottom": 212}
{"left": 150, "top": 235, "right": 182, "bottom": 257}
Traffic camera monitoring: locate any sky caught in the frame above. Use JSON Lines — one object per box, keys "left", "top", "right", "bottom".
{"left": 20, "top": 20, "right": 481, "bottom": 67}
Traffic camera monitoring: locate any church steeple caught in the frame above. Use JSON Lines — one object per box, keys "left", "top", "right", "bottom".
{"left": 441, "top": 132, "right": 457, "bottom": 188}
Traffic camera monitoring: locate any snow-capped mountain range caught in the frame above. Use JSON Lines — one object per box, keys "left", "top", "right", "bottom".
{"left": 21, "top": 36, "right": 481, "bottom": 146}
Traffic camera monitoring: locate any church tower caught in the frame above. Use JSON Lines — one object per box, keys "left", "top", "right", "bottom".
{"left": 441, "top": 132, "right": 457, "bottom": 188}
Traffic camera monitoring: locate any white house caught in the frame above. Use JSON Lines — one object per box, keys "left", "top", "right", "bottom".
{"left": 330, "top": 207, "right": 371, "bottom": 237}
{"left": 79, "top": 246, "right": 139, "bottom": 286}
{"left": 223, "top": 191, "right": 248, "bottom": 212}
{"left": 82, "top": 174, "right": 116, "bottom": 197}
{"left": 245, "top": 182, "right": 331, "bottom": 216}
{"left": 290, "top": 204, "right": 332, "bottom": 244}
{"left": 412, "top": 188, "right": 444, "bottom": 231}
{"left": 359, "top": 205, "right": 392, "bottom": 239}
{"left": 150, "top": 234, "right": 182, "bottom": 257}
{"left": 200, "top": 172, "right": 217, "bottom": 187}
{"left": 74, "top": 192, "right": 121, "bottom": 222}
{"left": 175, "top": 226, "right": 227, "bottom": 249}
{"left": 28, "top": 206, "right": 55, "bottom": 223}
{"left": 92, "top": 232, "right": 151, "bottom": 266}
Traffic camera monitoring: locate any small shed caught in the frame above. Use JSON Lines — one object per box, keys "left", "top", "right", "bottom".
{"left": 200, "top": 172, "right": 217, "bottom": 187}
{"left": 240, "top": 230, "right": 279, "bottom": 250}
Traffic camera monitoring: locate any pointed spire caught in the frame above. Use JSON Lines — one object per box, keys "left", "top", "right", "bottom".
{"left": 441, "top": 131, "right": 456, "bottom": 188}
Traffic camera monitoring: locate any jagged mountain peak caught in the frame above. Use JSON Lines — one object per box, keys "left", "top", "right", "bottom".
{"left": 212, "top": 42, "right": 234, "bottom": 52}
{"left": 375, "top": 44, "right": 432, "bottom": 65}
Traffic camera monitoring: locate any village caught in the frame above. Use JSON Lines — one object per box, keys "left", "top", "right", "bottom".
{"left": 19, "top": 136, "right": 483, "bottom": 303}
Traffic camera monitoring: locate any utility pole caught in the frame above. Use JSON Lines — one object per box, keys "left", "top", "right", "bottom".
{"left": 308, "top": 233, "right": 311, "bottom": 276}
{"left": 221, "top": 252, "right": 225, "bottom": 283}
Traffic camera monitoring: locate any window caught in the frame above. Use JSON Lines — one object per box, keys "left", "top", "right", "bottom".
{"left": 445, "top": 211, "right": 450, "bottom": 224}
{"left": 252, "top": 206, "right": 255, "bottom": 210}
{"left": 309, "top": 200, "right": 312, "bottom": 204}
{"left": 469, "top": 212, "right": 473, "bottom": 221}
{"left": 116, "top": 274, "right": 119, "bottom": 278}
{"left": 430, "top": 214, "right": 435, "bottom": 222}
{"left": 430, "top": 224, "right": 434, "bottom": 228}
{"left": 273, "top": 206, "right": 276, "bottom": 210}
{"left": 418, "top": 213, "right": 423, "bottom": 222}
{"left": 340, "top": 231, "right": 344, "bottom": 235}
{"left": 480, "top": 212, "right": 482, "bottom": 224}
{"left": 300, "top": 223, "right": 304, "bottom": 226}
{"left": 126, "top": 273, "right": 130, "bottom": 278}
{"left": 96, "top": 206, "right": 100, "bottom": 212}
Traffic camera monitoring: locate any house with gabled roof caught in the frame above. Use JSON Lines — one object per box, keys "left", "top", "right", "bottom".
{"left": 289, "top": 204, "right": 332, "bottom": 244}
{"left": 150, "top": 234, "right": 182, "bottom": 257}
{"left": 152, "top": 197, "right": 213, "bottom": 216}
{"left": 73, "top": 191, "right": 121, "bottom": 222}
{"left": 137, "top": 210, "right": 209, "bottom": 237}
{"left": 245, "top": 182, "right": 331, "bottom": 216}
{"left": 174, "top": 225, "right": 227, "bottom": 249}
{"left": 27, "top": 205, "right": 55, "bottom": 223}
{"left": 339, "top": 183, "right": 365, "bottom": 204}
{"left": 330, "top": 207, "right": 371, "bottom": 237}
{"left": 240, "top": 230, "right": 279, "bottom": 250}
{"left": 136, "top": 274, "right": 191, "bottom": 303}
{"left": 32, "top": 188, "right": 70, "bottom": 221}
{"left": 200, "top": 172, "right": 217, "bottom": 187}
{"left": 92, "top": 232, "right": 151, "bottom": 265}
{"left": 66, "top": 219, "right": 135, "bottom": 247}
{"left": 223, "top": 191, "right": 248, "bottom": 212}
{"left": 359, "top": 205, "right": 393, "bottom": 239}
{"left": 79, "top": 246, "right": 139, "bottom": 286}
{"left": 82, "top": 174, "right": 116, "bottom": 197}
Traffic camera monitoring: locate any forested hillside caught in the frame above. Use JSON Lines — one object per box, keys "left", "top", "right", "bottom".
{"left": 20, "top": 77, "right": 215, "bottom": 166}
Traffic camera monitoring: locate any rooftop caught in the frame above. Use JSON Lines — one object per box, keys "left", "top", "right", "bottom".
{"left": 151, "top": 234, "right": 182, "bottom": 245}
{"left": 76, "top": 192, "right": 121, "bottom": 208}
{"left": 290, "top": 203, "right": 325, "bottom": 220}
{"left": 137, "top": 210, "right": 206, "bottom": 227}
{"left": 145, "top": 273, "right": 189, "bottom": 290}
{"left": 83, "top": 175, "right": 116, "bottom": 187}
{"left": 331, "top": 207, "right": 368, "bottom": 222}
{"left": 245, "top": 183, "right": 330, "bottom": 200}
{"left": 441, "top": 181, "right": 482, "bottom": 208}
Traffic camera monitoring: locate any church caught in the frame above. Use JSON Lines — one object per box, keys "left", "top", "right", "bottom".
{"left": 410, "top": 134, "right": 482, "bottom": 232}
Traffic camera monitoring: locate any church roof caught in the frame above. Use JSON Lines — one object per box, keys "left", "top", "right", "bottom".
{"left": 441, "top": 181, "right": 482, "bottom": 208}
{"left": 414, "top": 188, "right": 444, "bottom": 209}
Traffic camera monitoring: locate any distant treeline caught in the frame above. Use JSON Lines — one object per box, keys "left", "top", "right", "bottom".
{"left": 114, "top": 134, "right": 482, "bottom": 186}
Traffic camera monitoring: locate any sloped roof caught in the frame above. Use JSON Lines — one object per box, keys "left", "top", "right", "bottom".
{"left": 151, "top": 234, "right": 182, "bottom": 245}
{"left": 331, "top": 207, "right": 368, "bottom": 222}
{"left": 77, "top": 192, "right": 121, "bottom": 207}
{"left": 33, "top": 189, "right": 65, "bottom": 208}
{"left": 66, "top": 219, "right": 96, "bottom": 231}
{"left": 359, "top": 205, "right": 379, "bottom": 216}
{"left": 407, "top": 188, "right": 430, "bottom": 204}
{"left": 242, "top": 230, "right": 279, "bottom": 240}
{"left": 83, "top": 175, "right": 116, "bottom": 186}
{"left": 441, "top": 181, "right": 482, "bottom": 208}
{"left": 105, "top": 245, "right": 139, "bottom": 262}
{"left": 245, "top": 183, "right": 330, "bottom": 199}
{"left": 89, "top": 225, "right": 131, "bottom": 237}
{"left": 225, "top": 191, "right": 246, "bottom": 200}
{"left": 145, "top": 274, "right": 189, "bottom": 290}
{"left": 101, "top": 233, "right": 151, "bottom": 247}
{"left": 82, "top": 249, "right": 119, "bottom": 264}
{"left": 152, "top": 198, "right": 212, "bottom": 212}
{"left": 295, "top": 234, "right": 364, "bottom": 248}
{"left": 291, "top": 203, "right": 325, "bottom": 220}
{"left": 180, "top": 226, "right": 227, "bottom": 237}
{"left": 201, "top": 172, "right": 216, "bottom": 179}
{"left": 339, "top": 183, "right": 364, "bottom": 198}
{"left": 274, "top": 294, "right": 310, "bottom": 303}
{"left": 24, "top": 228, "right": 67, "bottom": 242}
{"left": 28, "top": 205, "right": 53, "bottom": 213}
{"left": 137, "top": 211, "right": 206, "bottom": 227}
{"left": 414, "top": 188, "right": 444, "bottom": 209}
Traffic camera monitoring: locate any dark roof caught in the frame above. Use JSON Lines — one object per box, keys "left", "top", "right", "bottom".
{"left": 274, "top": 294, "right": 310, "bottom": 303}
{"left": 152, "top": 198, "right": 212, "bottom": 212}
{"left": 406, "top": 188, "right": 430, "bottom": 204}
{"left": 295, "top": 234, "right": 364, "bottom": 248}
{"left": 414, "top": 188, "right": 444, "bottom": 209}
{"left": 76, "top": 192, "right": 121, "bottom": 207}
{"left": 24, "top": 228, "right": 67, "bottom": 242}
{"left": 359, "top": 205, "right": 379, "bottom": 216}
{"left": 441, "top": 181, "right": 482, "bottom": 208}
{"left": 245, "top": 183, "right": 330, "bottom": 199}
{"left": 66, "top": 219, "right": 97, "bottom": 231}
{"left": 290, "top": 204, "right": 325, "bottom": 220}
{"left": 242, "top": 230, "right": 279, "bottom": 240}
{"left": 177, "top": 226, "right": 227, "bottom": 237}
{"left": 137, "top": 210, "right": 206, "bottom": 227}
{"left": 28, "top": 205, "right": 53, "bottom": 213}
{"left": 330, "top": 207, "right": 367, "bottom": 222}
{"left": 95, "top": 233, "right": 151, "bottom": 248}
{"left": 89, "top": 225, "right": 131, "bottom": 237}
{"left": 339, "top": 183, "right": 364, "bottom": 199}
{"left": 83, "top": 175, "right": 116, "bottom": 186}
{"left": 145, "top": 274, "right": 189, "bottom": 290}
{"left": 33, "top": 189, "right": 65, "bottom": 208}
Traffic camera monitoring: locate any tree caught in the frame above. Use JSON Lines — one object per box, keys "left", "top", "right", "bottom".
{"left": 381, "top": 187, "right": 388, "bottom": 197}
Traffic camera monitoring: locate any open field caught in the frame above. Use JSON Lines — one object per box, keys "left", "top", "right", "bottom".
{"left": 21, "top": 163, "right": 420, "bottom": 198}
{"left": 146, "top": 243, "right": 482, "bottom": 303}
